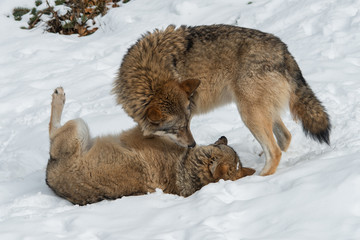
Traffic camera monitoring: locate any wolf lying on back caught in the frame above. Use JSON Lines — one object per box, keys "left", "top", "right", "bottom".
{"left": 112, "top": 24, "right": 331, "bottom": 176}
{"left": 46, "top": 87, "right": 255, "bottom": 205}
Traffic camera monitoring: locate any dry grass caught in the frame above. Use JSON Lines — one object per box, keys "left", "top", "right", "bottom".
{"left": 15, "top": 0, "right": 128, "bottom": 36}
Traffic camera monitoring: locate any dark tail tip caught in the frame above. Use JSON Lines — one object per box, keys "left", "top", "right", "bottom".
{"left": 303, "top": 122, "right": 331, "bottom": 145}
{"left": 290, "top": 79, "right": 332, "bottom": 146}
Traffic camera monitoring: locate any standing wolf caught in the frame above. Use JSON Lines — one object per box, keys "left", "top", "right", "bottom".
{"left": 112, "top": 24, "right": 331, "bottom": 176}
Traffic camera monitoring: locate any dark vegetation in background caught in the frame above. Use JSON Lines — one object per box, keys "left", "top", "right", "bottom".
{"left": 12, "top": 0, "right": 130, "bottom": 36}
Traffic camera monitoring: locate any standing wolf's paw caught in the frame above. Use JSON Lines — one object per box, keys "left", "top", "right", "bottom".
{"left": 52, "top": 87, "right": 66, "bottom": 106}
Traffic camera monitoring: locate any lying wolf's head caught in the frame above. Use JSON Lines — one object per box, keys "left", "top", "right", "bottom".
{"left": 179, "top": 136, "right": 255, "bottom": 196}
{"left": 204, "top": 136, "right": 255, "bottom": 182}
{"left": 142, "top": 79, "right": 200, "bottom": 148}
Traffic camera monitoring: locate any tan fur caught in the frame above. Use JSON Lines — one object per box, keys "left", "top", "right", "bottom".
{"left": 112, "top": 24, "right": 331, "bottom": 176}
{"left": 46, "top": 87, "right": 255, "bottom": 205}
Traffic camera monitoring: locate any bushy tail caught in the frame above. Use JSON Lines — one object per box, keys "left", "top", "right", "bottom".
{"left": 289, "top": 74, "right": 331, "bottom": 145}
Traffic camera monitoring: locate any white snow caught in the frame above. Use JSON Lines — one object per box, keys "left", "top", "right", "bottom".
{"left": 1, "top": 0, "right": 360, "bottom": 239}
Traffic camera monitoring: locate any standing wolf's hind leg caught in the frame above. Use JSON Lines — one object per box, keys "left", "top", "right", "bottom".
{"left": 238, "top": 108, "right": 282, "bottom": 176}
{"left": 273, "top": 118, "right": 292, "bottom": 152}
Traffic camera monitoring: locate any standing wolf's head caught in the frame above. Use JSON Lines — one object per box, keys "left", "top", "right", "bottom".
{"left": 142, "top": 79, "right": 200, "bottom": 148}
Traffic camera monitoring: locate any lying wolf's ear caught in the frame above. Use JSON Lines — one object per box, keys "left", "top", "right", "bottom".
{"left": 209, "top": 161, "right": 218, "bottom": 176}
{"left": 233, "top": 167, "right": 255, "bottom": 180}
{"left": 146, "top": 106, "right": 162, "bottom": 124}
{"left": 214, "top": 136, "right": 228, "bottom": 145}
{"left": 241, "top": 167, "right": 256, "bottom": 177}
{"left": 210, "top": 162, "right": 229, "bottom": 180}
{"left": 179, "top": 79, "right": 200, "bottom": 97}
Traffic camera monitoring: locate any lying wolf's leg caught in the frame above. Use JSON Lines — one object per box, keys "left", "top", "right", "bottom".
{"left": 273, "top": 118, "right": 292, "bottom": 152}
{"left": 236, "top": 105, "right": 282, "bottom": 176}
{"left": 49, "top": 87, "right": 66, "bottom": 137}
{"left": 49, "top": 87, "right": 91, "bottom": 160}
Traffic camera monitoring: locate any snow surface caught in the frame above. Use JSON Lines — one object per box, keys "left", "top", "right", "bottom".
{"left": 1, "top": 0, "right": 360, "bottom": 239}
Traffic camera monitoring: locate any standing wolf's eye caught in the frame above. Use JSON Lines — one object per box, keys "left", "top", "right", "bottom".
{"left": 179, "top": 126, "right": 186, "bottom": 131}
{"left": 188, "top": 100, "right": 196, "bottom": 112}
{"left": 160, "top": 127, "right": 177, "bottom": 134}
{"left": 161, "top": 127, "right": 171, "bottom": 132}
{"left": 186, "top": 103, "right": 192, "bottom": 114}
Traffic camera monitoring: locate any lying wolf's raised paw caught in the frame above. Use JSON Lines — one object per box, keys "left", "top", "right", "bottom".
{"left": 52, "top": 87, "right": 66, "bottom": 105}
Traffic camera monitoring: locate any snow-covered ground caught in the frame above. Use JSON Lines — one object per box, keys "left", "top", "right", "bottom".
{"left": 1, "top": 0, "right": 360, "bottom": 239}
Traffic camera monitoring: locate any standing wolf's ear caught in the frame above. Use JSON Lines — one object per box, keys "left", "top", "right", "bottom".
{"left": 179, "top": 79, "right": 200, "bottom": 97}
{"left": 146, "top": 106, "right": 162, "bottom": 124}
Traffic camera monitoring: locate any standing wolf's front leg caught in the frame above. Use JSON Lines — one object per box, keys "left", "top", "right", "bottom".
{"left": 49, "top": 87, "right": 66, "bottom": 138}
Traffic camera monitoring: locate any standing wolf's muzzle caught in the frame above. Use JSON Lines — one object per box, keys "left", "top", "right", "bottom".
{"left": 188, "top": 141, "right": 196, "bottom": 148}
{"left": 183, "top": 126, "right": 196, "bottom": 148}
